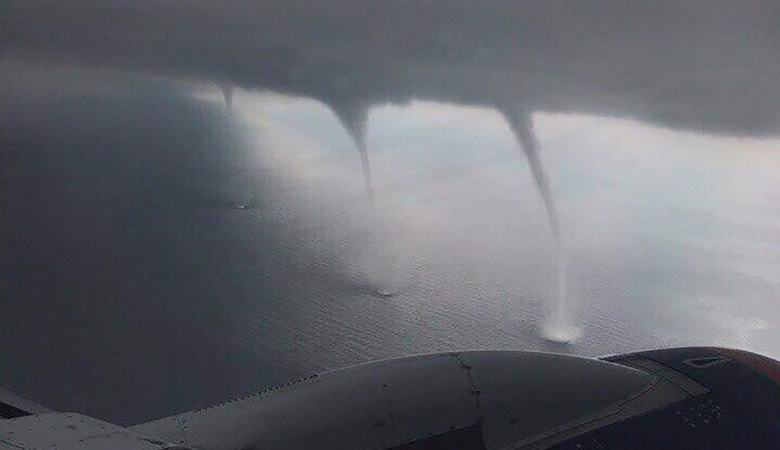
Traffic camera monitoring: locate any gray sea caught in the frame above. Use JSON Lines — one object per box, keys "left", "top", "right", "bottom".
{"left": 1, "top": 68, "right": 778, "bottom": 425}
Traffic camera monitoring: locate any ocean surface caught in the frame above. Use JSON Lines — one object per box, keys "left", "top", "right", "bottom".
{"left": 1, "top": 67, "right": 779, "bottom": 425}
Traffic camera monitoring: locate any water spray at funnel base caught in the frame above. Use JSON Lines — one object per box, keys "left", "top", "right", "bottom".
{"left": 540, "top": 241, "right": 582, "bottom": 343}
{"left": 502, "top": 106, "right": 581, "bottom": 343}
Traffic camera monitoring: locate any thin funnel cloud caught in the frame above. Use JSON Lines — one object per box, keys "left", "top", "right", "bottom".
{"left": 329, "top": 100, "right": 375, "bottom": 206}
{"left": 221, "top": 83, "right": 234, "bottom": 111}
{"left": 501, "top": 106, "right": 559, "bottom": 241}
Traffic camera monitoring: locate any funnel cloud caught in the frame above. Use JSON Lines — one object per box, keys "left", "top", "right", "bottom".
{"left": 328, "top": 100, "right": 375, "bottom": 206}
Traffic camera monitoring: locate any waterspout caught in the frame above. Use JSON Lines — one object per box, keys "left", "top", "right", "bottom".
{"left": 501, "top": 106, "right": 581, "bottom": 343}
{"left": 329, "top": 99, "right": 396, "bottom": 297}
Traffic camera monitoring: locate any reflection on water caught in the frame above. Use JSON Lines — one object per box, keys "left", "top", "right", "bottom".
{"left": 1, "top": 0, "right": 780, "bottom": 425}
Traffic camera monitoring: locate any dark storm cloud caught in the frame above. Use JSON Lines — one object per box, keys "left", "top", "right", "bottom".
{"left": 3, "top": 0, "right": 780, "bottom": 136}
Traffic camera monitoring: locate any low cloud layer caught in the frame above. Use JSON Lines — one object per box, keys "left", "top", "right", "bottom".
{"left": 3, "top": 0, "right": 780, "bottom": 136}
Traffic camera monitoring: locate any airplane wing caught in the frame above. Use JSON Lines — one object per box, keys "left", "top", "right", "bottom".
{"left": 4, "top": 347, "right": 777, "bottom": 450}
{"left": 128, "top": 347, "right": 780, "bottom": 450}
{"left": 0, "top": 386, "right": 52, "bottom": 419}
{"left": 0, "top": 412, "right": 186, "bottom": 450}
